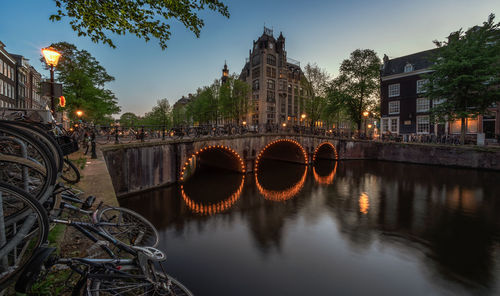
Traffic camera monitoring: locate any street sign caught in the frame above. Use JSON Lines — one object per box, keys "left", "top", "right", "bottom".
{"left": 41, "top": 82, "right": 63, "bottom": 97}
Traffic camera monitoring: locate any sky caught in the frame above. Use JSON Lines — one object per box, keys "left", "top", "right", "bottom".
{"left": 0, "top": 0, "right": 499, "bottom": 116}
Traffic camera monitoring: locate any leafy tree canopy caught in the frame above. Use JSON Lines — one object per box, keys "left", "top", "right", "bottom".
{"left": 43, "top": 42, "right": 121, "bottom": 123}
{"left": 328, "top": 49, "right": 381, "bottom": 132}
{"left": 50, "top": 0, "right": 230, "bottom": 50}
{"left": 425, "top": 13, "right": 500, "bottom": 143}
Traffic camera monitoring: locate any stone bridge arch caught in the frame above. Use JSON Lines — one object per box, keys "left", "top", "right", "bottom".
{"left": 179, "top": 144, "right": 246, "bottom": 181}
{"left": 313, "top": 142, "right": 339, "bottom": 162}
{"left": 254, "top": 138, "right": 309, "bottom": 172}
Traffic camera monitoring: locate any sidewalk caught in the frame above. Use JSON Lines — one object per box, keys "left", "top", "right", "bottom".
{"left": 75, "top": 147, "right": 118, "bottom": 207}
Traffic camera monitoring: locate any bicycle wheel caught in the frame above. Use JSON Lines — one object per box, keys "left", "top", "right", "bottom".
{"left": 0, "top": 121, "right": 64, "bottom": 173}
{"left": 0, "top": 156, "right": 49, "bottom": 200}
{"left": 61, "top": 158, "right": 81, "bottom": 184}
{"left": 0, "top": 123, "right": 57, "bottom": 194}
{"left": 0, "top": 182, "right": 49, "bottom": 289}
{"left": 87, "top": 270, "right": 193, "bottom": 296}
{"left": 96, "top": 207, "right": 159, "bottom": 248}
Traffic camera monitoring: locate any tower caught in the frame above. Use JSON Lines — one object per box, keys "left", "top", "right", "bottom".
{"left": 222, "top": 61, "right": 229, "bottom": 84}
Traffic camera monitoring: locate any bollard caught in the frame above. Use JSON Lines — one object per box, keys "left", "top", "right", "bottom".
{"left": 91, "top": 131, "right": 97, "bottom": 159}
{"left": 114, "top": 127, "right": 119, "bottom": 144}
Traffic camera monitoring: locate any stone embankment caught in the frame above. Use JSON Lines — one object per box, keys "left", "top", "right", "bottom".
{"left": 101, "top": 138, "right": 500, "bottom": 197}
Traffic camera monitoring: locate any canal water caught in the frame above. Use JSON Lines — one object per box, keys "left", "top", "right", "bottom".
{"left": 121, "top": 159, "right": 500, "bottom": 296}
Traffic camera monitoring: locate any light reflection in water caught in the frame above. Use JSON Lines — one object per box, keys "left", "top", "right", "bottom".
{"left": 181, "top": 174, "right": 245, "bottom": 215}
{"left": 255, "top": 165, "right": 308, "bottom": 202}
{"left": 313, "top": 161, "right": 338, "bottom": 185}
{"left": 359, "top": 192, "right": 369, "bottom": 214}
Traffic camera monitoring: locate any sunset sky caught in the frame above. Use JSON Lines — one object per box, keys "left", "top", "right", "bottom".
{"left": 1, "top": 0, "right": 498, "bottom": 115}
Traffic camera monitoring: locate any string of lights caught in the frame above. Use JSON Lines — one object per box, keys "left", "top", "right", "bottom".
{"left": 255, "top": 166, "right": 308, "bottom": 202}
{"left": 254, "top": 139, "right": 309, "bottom": 172}
{"left": 312, "top": 142, "right": 338, "bottom": 162}
{"left": 180, "top": 145, "right": 246, "bottom": 181}
{"left": 180, "top": 175, "right": 245, "bottom": 215}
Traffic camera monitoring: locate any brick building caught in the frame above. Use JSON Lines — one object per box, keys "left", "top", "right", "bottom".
{"left": 0, "top": 41, "right": 16, "bottom": 108}
{"left": 239, "top": 28, "right": 308, "bottom": 126}
{"left": 380, "top": 49, "right": 500, "bottom": 141}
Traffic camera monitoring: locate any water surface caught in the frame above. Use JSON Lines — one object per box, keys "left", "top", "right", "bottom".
{"left": 121, "top": 160, "right": 500, "bottom": 296}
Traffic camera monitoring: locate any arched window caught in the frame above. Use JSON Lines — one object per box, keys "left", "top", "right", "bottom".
{"left": 267, "top": 54, "right": 276, "bottom": 66}
{"left": 404, "top": 63, "right": 413, "bottom": 72}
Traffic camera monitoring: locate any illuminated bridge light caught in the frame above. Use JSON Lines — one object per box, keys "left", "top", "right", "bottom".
{"left": 179, "top": 144, "right": 246, "bottom": 182}
{"left": 181, "top": 175, "right": 245, "bottom": 215}
{"left": 313, "top": 161, "right": 338, "bottom": 185}
{"left": 313, "top": 142, "right": 338, "bottom": 162}
{"left": 255, "top": 166, "right": 308, "bottom": 202}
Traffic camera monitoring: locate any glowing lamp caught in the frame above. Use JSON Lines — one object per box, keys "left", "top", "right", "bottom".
{"left": 282, "top": 123, "right": 287, "bottom": 127}
{"left": 368, "top": 124, "right": 373, "bottom": 129}
{"left": 76, "top": 110, "right": 83, "bottom": 117}
{"left": 301, "top": 114, "right": 306, "bottom": 119}
{"left": 59, "top": 96, "right": 66, "bottom": 107}
{"left": 41, "top": 47, "right": 61, "bottom": 67}
{"left": 363, "top": 111, "right": 370, "bottom": 117}
{"left": 242, "top": 121, "right": 247, "bottom": 125}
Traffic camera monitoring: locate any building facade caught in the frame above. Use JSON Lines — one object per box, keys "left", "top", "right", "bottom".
{"left": 239, "top": 28, "right": 307, "bottom": 126}
{"left": 380, "top": 49, "right": 500, "bottom": 140}
{"left": 0, "top": 41, "right": 16, "bottom": 108}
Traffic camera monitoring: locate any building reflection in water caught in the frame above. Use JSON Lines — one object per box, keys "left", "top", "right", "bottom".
{"left": 120, "top": 160, "right": 500, "bottom": 296}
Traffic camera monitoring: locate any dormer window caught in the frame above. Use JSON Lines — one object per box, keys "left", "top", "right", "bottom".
{"left": 404, "top": 63, "right": 413, "bottom": 73}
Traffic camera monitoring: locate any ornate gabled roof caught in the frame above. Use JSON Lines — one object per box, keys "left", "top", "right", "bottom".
{"left": 381, "top": 48, "right": 439, "bottom": 76}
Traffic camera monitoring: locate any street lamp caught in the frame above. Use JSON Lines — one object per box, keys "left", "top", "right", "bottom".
{"left": 42, "top": 47, "right": 61, "bottom": 114}
{"left": 76, "top": 110, "right": 83, "bottom": 118}
{"left": 362, "top": 111, "right": 370, "bottom": 137}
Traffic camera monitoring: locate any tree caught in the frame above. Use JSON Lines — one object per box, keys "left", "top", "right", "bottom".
{"left": 425, "top": 14, "right": 500, "bottom": 144}
{"left": 301, "top": 63, "right": 330, "bottom": 128}
{"left": 143, "top": 99, "right": 171, "bottom": 129}
{"left": 43, "top": 42, "right": 121, "bottom": 123}
{"left": 119, "top": 112, "right": 139, "bottom": 127}
{"left": 219, "top": 75, "right": 251, "bottom": 124}
{"left": 50, "top": 0, "right": 230, "bottom": 50}
{"left": 172, "top": 104, "right": 187, "bottom": 126}
{"left": 333, "top": 49, "right": 381, "bottom": 133}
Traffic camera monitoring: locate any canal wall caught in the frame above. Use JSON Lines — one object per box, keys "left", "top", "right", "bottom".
{"left": 101, "top": 136, "right": 500, "bottom": 197}
{"left": 375, "top": 142, "right": 500, "bottom": 170}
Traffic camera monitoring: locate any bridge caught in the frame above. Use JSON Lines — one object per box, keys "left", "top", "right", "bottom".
{"left": 101, "top": 133, "right": 377, "bottom": 197}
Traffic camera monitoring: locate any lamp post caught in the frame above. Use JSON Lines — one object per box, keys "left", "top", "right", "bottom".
{"left": 362, "top": 111, "right": 370, "bottom": 137}
{"left": 42, "top": 47, "right": 61, "bottom": 115}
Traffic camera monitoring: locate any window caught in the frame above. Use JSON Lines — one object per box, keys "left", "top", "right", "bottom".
{"left": 279, "top": 80, "right": 286, "bottom": 91}
{"left": 388, "top": 84, "right": 400, "bottom": 97}
{"left": 416, "top": 79, "right": 428, "bottom": 93}
{"left": 266, "top": 67, "right": 276, "bottom": 78}
{"left": 390, "top": 118, "right": 399, "bottom": 133}
{"left": 433, "top": 98, "right": 445, "bottom": 106}
{"left": 267, "top": 79, "right": 275, "bottom": 90}
{"left": 266, "top": 54, "right": 276, "bottom": 66}
{"left": 417, "top": 116, "right": 430, "bottom": 134}
{"left": 416, "top": 98, "right": 429, "bottom": 112}
{"left": 382, "top": 118, "right": 389, "bottom": 132}
{"left": 404, "top": 63, "right": 413, "bottom": 72}
{"left": 288, "top": 84, "right": 292, "bottom": 94}
{"left": 252, "top": 67, "right": 260, "bottom": 78}
{"left": 388, "top": 101, "right": 400, "bottom": 114}
{"left": 252, "top": 79, "right": 259, "bottom": 90}
{"left": 267, "top": 90, "right": 275, "bottom": 102}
